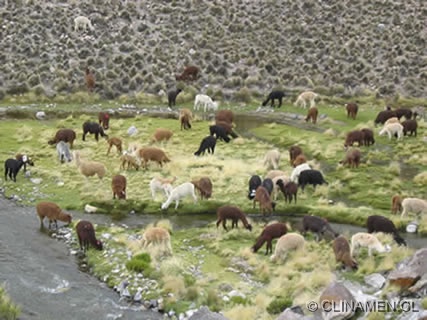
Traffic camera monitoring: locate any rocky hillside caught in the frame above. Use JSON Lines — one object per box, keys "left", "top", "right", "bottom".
{"left": 1, "top": 0, "right": 426, "bottom": 101}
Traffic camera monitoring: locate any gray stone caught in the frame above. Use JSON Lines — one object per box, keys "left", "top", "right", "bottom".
{"left": 35, "top": 111, "right": 46, "bottom": 119}
{"left": 364, "top": 273, "right": 386, "bottom": 290}
{"left": 275, "top": 307, "right": 306, "bottom": 320}
{"left": 127, "top": 126, "right": 138, "bottom": 136}
{"left": 388, "top": 248, "right": 427, "bottom": 289}
{"left": 319, "top": 281, "right": 356, "bottom": 320}
{"left": 188, "top": 306, "right": 229, "bottom": 320}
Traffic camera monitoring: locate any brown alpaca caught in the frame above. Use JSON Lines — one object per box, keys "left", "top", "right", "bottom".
{"left": 120, "top": 153, "right": 140, "bottom": 170}
{"left": 345, "top": 102, "right": 358, "bottom": 120}
{"left": 289, "top": 146, "right": 303, "bottom": 166}
{"left": 36, "top": 201, "right": 72, "bottom": 230}
{"left": 292, "top": 154, "right": 307, "bottom": 167}
{"left": 344, "top": 130, "right": 364, "bottom": 148}
{"left": 252, "top": 222, "right": 289, "bottom": 255}
{"left": 85, "top": 67, "right": 95, "bottom": 92}
{"left": 192, "top": 177, "right": 213, "bottom": 199}
{"left": 180, "top": 113, "right": 192, "bottom": 130}
{"left": 151, "top": 128, "right": 174, "bottom": 143}
{"left": 112, "top": 174, "right": 127, "bottom": 200}
{"left": 253, "top": 186, "right": 276, "bottom": 216}
{"left": 305, "top": 107, "right": 318, "bottom": 124}
{"left": 333, "top": 235, "right": 358, "bottom": 270}
{"left": 48, "top": 129, "right": 77, "bottom": 148}
{"left": 175, "top": 66, "right": 199, "bottom": 81}
{"left": 215, "top": 110, "right": 234, "bottom": 125}
{"left": 216, "top": 205, "right": 252, "bottom": 231}
{"left": 138, "top": 147, "right": 170, "bottom": 169}
{"left": 340, "top": 149, "right": 361, "bottom": 168}
{"left": 107, "top": 137, "right": 123, "bottom": 155}
{"left": 391, "top": 195, "right": 402, "bottom": 214}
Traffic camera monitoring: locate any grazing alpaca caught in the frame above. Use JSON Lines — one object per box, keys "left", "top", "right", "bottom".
{"left": 262, "top": 90, "right": 286, "bottom": 108}
{"left": 374, "top": 110, "right": 396, "bottom": 126}
{"left": 120, "top": 152, "right": 140, "bottom": 170}
{"left": 385, "top": 117, "right": 400, "bottom": 125}
{"left": 345, "top": 102, "right": 358, "bottom": 120}
{"left": 141, "top": 227, "right": 172, "bottom": 255}
{"left": 276, "top": 180, "right": 298, "bottom": 204}
{"left": 290, "top": 163, "right": 311, "bottom": 183}
{"left": 194, "top": 94, "right": 218, "bottom": 112}
{"left": 85, "top": 67, "right": 95, "bottom": 92}
{"left": 82, "top": 121, "right": 108, "bottom": 141}
{"left": 394, "top": 108, "right": 413, "bottom": 120}
{"left": 216, "top": 205, "right": 252, "bottom": 231}
{"left": 366, "top": 215, "right": 406, "bottom": 246}
{"left": 360, "top": 128, "right": 375, "bottom": 146}
{"left": 56, "top": 141, "right": 73, "bottom": 163}
{"left": 215, "top": 110, "right": 234, "bottom": 125}
{"left": 270, "top": 233, "right": 305, "bottom": 262}
{"left": 76, "top": 220, "right": 103, "bottom": 252}
{"left": 289, "top": 145, "right": 303, "bottom": 166}
{"left": 176, "top": 65, "right": 199, "bottom": 81}
{"left": 248, "top": 175, "right": 262, "bottom": 200}
{"left": 292, "top": 154, "right": 307, "bottom": 167}
{"left": 138, "top": 147, "right": 170, "bottom": 169}
{"left": 192, "top": 177, "right": 213, "bottom": 199}
{"left": 180, "top": 113, "right": 192, "bottom": 130}
{"left": 261, "top": 178, "right": 274, "bottom": 196}
{"left": 48, "top": 129, "right": 77, "bottom": 148}
{"left": 107, "top": 137, "right": 123, "bottom": 155}
{"left": 215, "top": 121, "right": 238, "bottom": 139}
{"left": 98, "top": 112, "right": 110, "bottom": 130}
{"left": 340, "top": 149, "right": 361, "bottom": 168}
{"left": 294, "top": 91, "right": 318, "bottom": 109}
{"left": 298, "top": 169, "right": 328, "bottom": 191}
{"left": 112, "top": 174, "right": 126, "bottom": 200}
{"left": 209, "top": 125, "right": 231, "bottom": 143}
{"left": 161, "top": 182, "right": 197, "bottom": 210}
{"left": 265, "top": 170, "right": 287, "bottom": 180}
{"left": 391, "top": 194, "right": 403, "bottom": 214}
{"left": 4, "top": 158, "right": 27, "bottom": 182}
{"left": 302, "top": 215, "right": 339, "bottom": 241}
{"left": 344, "top": 130, "right": 364, "bottom": 148}
{"left": 74, "top": 151, "right": 106, "bottom": 179}
{"left": 401, "top": 119, "right": 418, "bottom": 137}
{"left": 74, "top": 16, "right": 94, "bottom": 32}
{"left": 379, "top": 122, "right": 404, "bottom": 140}
{"left": 400, "top": 197, "right": 427, "bottom": 218}
{"left": 194, "top": 136, "right": 216, "bottom": 156}
{"left": 305, "top": 107, "right": 318, "bottom": 124}
{"left": 263, "top": 149, "right": 281, "bottom": 170}
{"left": 36, "top": 201, "right": 72, "bottom": 230}
{"left": 15, "top": 153, "right": 35, "bottom": 172}
{"left": 350, "top": 232, "right": 391, "bottom": 257}
{"left": 333, "top": 235, "right": 358, "bottom": 270}
{"left": 253, "top": 186, "right": 276, "bottom": 216}
{"left": 252, "top": 222, "right": 289, "bottom": 255}
{"left": 168, "top": 88, "right": 182, "bottom": 108}
{"left": 149, "top": 176, "right": 176, "bottom": 200}
{"left": 151, "top": 128, "right": 174, "bottom": 144}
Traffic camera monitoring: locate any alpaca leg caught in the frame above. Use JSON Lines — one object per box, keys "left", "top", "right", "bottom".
{"left": 222, "top": 219, "right": 228, "bottom": 231}
{"left": 278, "top": 97, "right": 283, "bottom": 108}
{"left": 175, "top": 200, "right": 180, "bottom": 210}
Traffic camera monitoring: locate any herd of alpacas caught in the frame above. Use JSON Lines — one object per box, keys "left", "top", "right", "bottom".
{"left": 2, "top": 93, "right": 426, "bottom": 275}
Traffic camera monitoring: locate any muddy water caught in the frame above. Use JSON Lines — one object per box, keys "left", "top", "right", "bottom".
{"left": 0, "top": 197, "right": 162, "bottom": 320}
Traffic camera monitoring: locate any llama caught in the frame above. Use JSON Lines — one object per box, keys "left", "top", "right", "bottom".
{"left": 141, "top": 227, "right": 173, "bottom": 255}
{"left": 82, "top": 121, "right": 108, "bottom": 141}
{"left": 276, "top": 180, "right": 298, "bottom": 204}
{"left": 294, "top": 91, "right": 318, "bottom": 109}
{"left": 345, "top": 102, "right": 358, "bottom": 120}
{"left": 290, "top": 162, "right": 311, "bottom": 183}
{"left": 194, "top": 136, "right": 216, "bottom": 156}
{"left": 270, "top": 233, "right": 305, "bottom": 262}
{"left": 176, "top": 66, "right": 200, "bottom": 81}
{"left": 138, "top": 147, "right": 170, "bottom": 169}
{"left": 253, "top": 186, "right": 276, "bottom": 216}
{"left": 161, "top": 182, "right": 197, "bottom": 210}
{"left": 366, "top": 215, "right": 406, "bottom": 246}
{"left": 56, "top": 141, "right": 73, "bottom": 163}
{"left": 350, "top": 232, "right": 391, "bottom": 257}
{"left": 76, "top": 220, "right": 103, "bottom": 252}
{"left": 85, "top": 67, "right": 95, "bottom": 92}
{"left": 333, "top": 235, "right": 358, "bottom": 270}
{"left": 112, "top": 174, "right": 127, "bottom": 200}
{"left": 305, "top": 107, "right": 318, "bottom": 124}
{"left": 194, "top": 94, "right": 218, "bottom": 112}
{"left": 262, "top": 90, "right": 286, "bottom": 108}
{"left": 216, "top": 205, "right": 252, "bottom": 231}
{"left": 252, "top": 222, "right": 289, "bottom": 255}
{"left": 48, "top": 129, "right": 77, "bottom": 148}
{"left": 168, "top": 88, "right": 182, "bottom": 108}
{"left": 248, "top": 175, "right": 262, "bottom": 200}
{"left": 149, "top": 176, "right": 176, "bottom": 200}
{"left": 263, "top": 149, "right": 281, "bottom": 170}
{"left": 74, "top": 16, "right": 94, "bottom": 32}
{"left": 36, "top": 201, "right": 72, "bottom": 230}
{"left": 192, "top": 177, "right": 213, "bottom": 199}
{"left": 107, "top": 137, "right": 123, "bottom": 155}
{"left": 400, "top": 198, "right": 427, "bottom": 218}
{"left": 379, "top": 122, "right": 404, "bottom": 140}
{"left": 74, "top": 151, "right": 106, "bottom": 179}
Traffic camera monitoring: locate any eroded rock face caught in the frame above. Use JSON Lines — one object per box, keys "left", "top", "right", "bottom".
{"left": 388, "top": 248, "right": 427, "bottom": 290}
{"left": 319, "top": 282, "right": 356, "bottom": 320}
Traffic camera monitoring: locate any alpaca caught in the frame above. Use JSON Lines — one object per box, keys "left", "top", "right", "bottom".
{"left": 194, "top": 94, "right": 218, "bottom": 112}
{"left": 176, "top": 66, "right": 200, "bottom": 81}
{"left": 400, "top": 198, "right": 427, "bottom": 218}
{"left": 112, "top": 174, "right": 127, "bottom": 200}
{"left": 305, "top": 107, "right": 318, "bottom": 124}
{"left": 263, "top": 149, "right": 281, "bottom": 170}
{"left": 36, "top": 201, "right": 72, "bottom": 230}
{"left": 345, "top": 102, "right": 358, "bottom": 120}
{"left": 248, "top": 175, "right": 262, "bottom": 200}
{"left": 107, "top": 137, "right": 123, "bottom": 155}
{"left": 379, "top": 122, "right": 404, "bottom": 140}
{"left": 74, "top": 151, "right": 106, "bottom": 179}
{"left": 82, "top": 121, "right": 108, "bottom": 141}
{"left": 340, "top": 149, "right": 361, "bottom": 168}
{"left": 168, "top": 88, "right": 182, "bottom": 108}
{"left": 391, "top": 194, "right": 402, "bottom": 214}
{"left": 298, "top": 169, "right": 328, "bottom": 191}
{"left": 262, "top": 90, "right": 286, "bottom": 108}
{"left": 74, "top": 16, "right": 95, "bottom": 32}
{"left": 252, "top": 222, "right": 289, "bottom": 255}
{"left": 98, "top": 112, "right": 110, "bottom": 130}
{"left": 366, "top": 215, "right": 406, "bottom": 246}
{"left": 138, "top": 147, "right": 170, "bottom": 169}
{"left": 48, "top": 129, "right": 77, "bottom": 148}
{"left": 276, "top": 180, "right": 298, "bottom": 204}
{"left": 56, "top": 141, "right": 73, "bottom": 163}
{"left": 141, "top": 227, "right": 172, "bottom": 255}
{"left": 149, "top": 176, "right": 176, "bottom": 200}
{"left": 270, "top": 233, "right": 305, "bottom": 262}
{"left": 192, "top": 177, "right": 213, "bottom": 199}
{"left": 216, "top": 205, "right": 252, "bottom": 231}
{"left": 350, "top": 232, "right": 391, "bottom": 257}
{"left": 333, "top": 235, "right": 358, "bottom": 270}
{"left": 194, "top": 136, "right": 216, "bottom": 156}
{"left": 151, "top": 128, "right": 174, "bottom": 144}
{"left": 161, "top": 182, "right": 197, "bottom": 210}
{"left": 294, "top": 91, "right": 318, "bottom": 109}
{"left": 76, "top": 220, "right": 103, "bottom": 252}
{"left": 253, "top": 186, "right": 276, "bottom": 216}
{"left": 85, "top": 67, "right": 95, "bottom": 92}
{"left": 302, "top": 215, "right": 339, "bottom": 241}
{"left": 289, "top": 146, "right": 303, "bottom": 166}
{"left": 290, "top": 163, "right": 311, "bottom": 183}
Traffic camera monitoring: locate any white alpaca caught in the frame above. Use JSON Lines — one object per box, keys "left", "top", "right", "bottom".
{"left": 149, "top": 177, "right": 176, "bottom": 200}
{"left": 350, "top": 232, "right": 391, "bottom": 257}
{"left": 263, "top": 149, "right": 281, "bottom": 170}
{"left": 294, "top": 91, "right": 318, "bottom": 109}
{"left": 400, "top": 198, "right": 427, "bottom": 218}
{"left": 384, "top": 117, "right": 400, "bottom": 125}
{"left": 290, "top": 163, "right": 312, "bottom": 183}
{"left": 270, "top": 233, "right": 305, "bottom": 262}
{"left": 265, "top": 170, "right": 287, "bottom": 180}
{"left": 194, "top": 94, "right": 217, "bottom": 112}
{"left": 161, "top": 182, "right": 197, "bottom": 210}
{"left": 379, "top": 122, "right": 403, "bottom": 140}
{"left": 74, "top": 16, "right": 95, "bottom": 32}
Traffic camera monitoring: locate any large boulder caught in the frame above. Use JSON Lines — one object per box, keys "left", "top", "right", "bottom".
{"left": 319, "top": 281, "right": 356, "bottom": 320}
{"left": 388, "top": 248, "right": 427, "bottom": 290}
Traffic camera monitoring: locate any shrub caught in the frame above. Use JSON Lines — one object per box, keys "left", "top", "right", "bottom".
{"left": 125, "top": 253, "right": 153, "bottom": 276}
{"left": 0, "top": 286, "right": 21, "bottom": 320}
{"left": 267, "top": 296, "right": 293, "bottom": 314}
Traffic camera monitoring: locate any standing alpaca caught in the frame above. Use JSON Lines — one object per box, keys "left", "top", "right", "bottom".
{"left": 345, "top": 102, "right": 358, "bottom": 120}
{"left": 161, "top": 182, "right": 197, "bottom": 210}
{"left": 74, "top": 16, "right": 95, "bottom": 32}
{"left": 106, "top": 137, "right": 123, "bottom": 155}
{"left": 168, "top": 88, "right": 182, "bottom": 108}
{"left": 289, "top": 146, "right": 303, "bottom": 166}
{"left": 216, "top": 205, "right": 252, "bottom": 231}
{"left": 56, "top": 141, "right": 73, "bottom": 163}
{"left": 194, "top": 136, "right": 216, "bottom": 156}
{"left": 149, "top": 176, "right": 176, "bottom": 200}
{"left": 252, "top": 222, "right": 289, "bottom": 255}
{"left": 85, "top": 67, "right": 95, "bottom": 92}
{"left": 350, "top": 232, "right": 391, "bottom": 257}
{"left": 294, "top": 91, "right": 318, "bottom": 109}
{"left": 262, "top": 90, "right": 286, "bottom": 108}
{"left": 379, "top": 123, "right": 404, "bottom": 140}
{"left": 305, "top": 107, "right": 318, "bottom": 124}
{"left": 82, "top": 121, "right": 108, "bottom": 141}
{"left": 263, "top": 149, "right": 281, "bottom": 170}
{"left": 248, "top": 175, "right": 262, "bottom": 200}
{"left": 112, "top": 174, "right": 127, "bottom": 200}
{"left": 76, "top": 220, "right": 103, "bottom": 252}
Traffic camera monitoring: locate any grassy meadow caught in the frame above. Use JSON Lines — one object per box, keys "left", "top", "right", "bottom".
{"left": 0, "top": 96, "right": 426, "bottom": 318}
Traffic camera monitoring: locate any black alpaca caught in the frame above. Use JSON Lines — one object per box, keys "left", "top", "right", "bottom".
{"left": 168, "top": 88, "right": 182, "bottom": 108}
{"left": 194, "top": 136, "right": 216, "bottom": 156}
{"left": 4, "top": 158, "right": 26, "bottom": 182}
{"left": 209, "top": 125, "right": 231, "bottom": 143}
{"left": 82, "top": 121, "right": 108, "bottom": 141}
{"left": 262, "top": 90, "right": 287, "bottom": 108}
{"left": 248, "top": 175, "right": 262, "bottom": 200}
{"left": 261, "top": 178, "right": 274, "bottom": 195}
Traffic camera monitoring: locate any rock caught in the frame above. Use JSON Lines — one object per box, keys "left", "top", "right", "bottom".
{"left": 127, "top": 126, "right": 138, "bottom": 136}
{"left": 275, "top": 307, "right": 305, "bottom": 320}
{"left": 30, "top": 178, "right": 42, "bottom": 184}
{"left": 84, "top": 204, "right": 98, "bottom": 213}
{"left": 228, "top": 290, "right": 245, "bottom": 299}
{"left": 364, "top": 273, "right": 386, "bottom": 290}
{"left": 133, "top": 288, "right": 142, "bottom": 302}
{"left": 319, "top": 281, "right": 356, "bottom": 320}
{"left": 188, "top": 306, "right": 229, "bottom": 320}
{"left": 388, "top": 248, "right": 427, "bottom": 289}
{"left": 35, "top": 111, "right": 46, "bottom": 119}
{"left": 406, "top": 221, "right": 418, "bottom": 233}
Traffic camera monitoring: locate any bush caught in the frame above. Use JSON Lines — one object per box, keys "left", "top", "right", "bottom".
{"left": 267, "top": 296, "right": 293, "bottom": 314}
{"left": 125, "top": 253, "right": 153, "bottom": 276}
{"left": 0, "top": 286, "right": 20, "bottom": 320}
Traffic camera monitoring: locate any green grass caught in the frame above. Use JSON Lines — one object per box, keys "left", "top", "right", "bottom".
{"left": 0, "top": 286, "right": 20, "bottom": 320}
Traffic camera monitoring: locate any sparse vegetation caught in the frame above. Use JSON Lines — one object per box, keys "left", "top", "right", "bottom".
{"left": 0, "top": 286, "right": 20, "bottom": 320}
